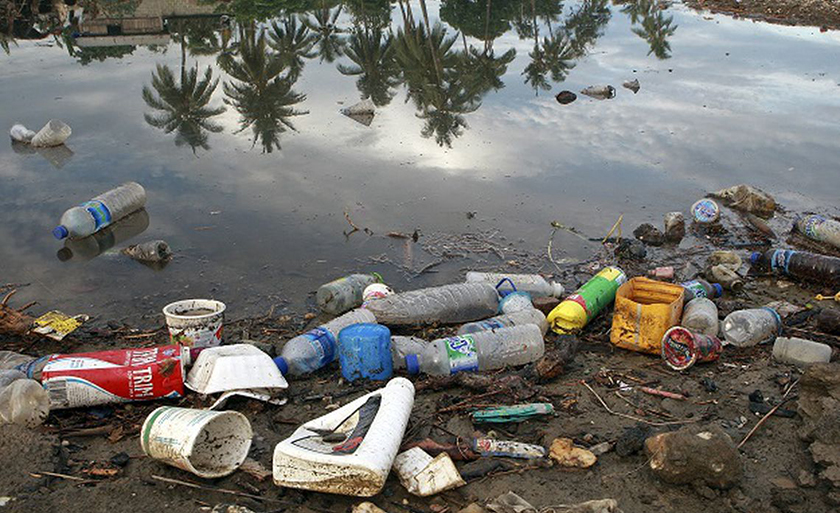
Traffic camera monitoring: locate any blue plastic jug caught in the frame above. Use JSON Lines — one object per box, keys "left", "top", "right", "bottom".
{"left": 337, "top": 323, "right": 393, "bottom": 382}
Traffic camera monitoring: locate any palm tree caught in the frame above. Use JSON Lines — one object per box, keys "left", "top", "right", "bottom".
{"left": 142, "top": 64, "right": 226, "bottom": 153}
{"left": 268, "top": 16, "right": 317, "bottom": 79}
{"left": 221, "top": 28, "right": 308, "bottom": 153}
{"left": 338, "top": 26, "right": 401, "bottom": 106}
{"left": 304, "top": 5, "right": 347, "bottom": 63}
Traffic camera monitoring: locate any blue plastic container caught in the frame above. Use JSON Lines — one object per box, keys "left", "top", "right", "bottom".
{"left": 337, "top": 323, "right": 393, "bottom": 382}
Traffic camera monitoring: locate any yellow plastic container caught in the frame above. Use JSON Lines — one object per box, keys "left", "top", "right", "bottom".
{"left": 547, "top": 267, "right": 626, "bottom": 334}
{"left": 610, "top": 277, "right": 684, "bottom": 354}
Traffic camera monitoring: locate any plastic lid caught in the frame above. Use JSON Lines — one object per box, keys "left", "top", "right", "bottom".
{"left": 712, "top": 283, "right": 723, "bottom": 298}
{"left": 405, "top": 354, "right": 420, "bottom": 375}
{"left": 749, "top": 252, "right": 761, "bottom": 265}
{"left": 551, "top": 282, "right": 566, "bottom": 298}
{"left": 274, "top": 356, "right": 288, "bottom": 375}
{"left": 52, "top": 225, "right": 69, "bottom": 240}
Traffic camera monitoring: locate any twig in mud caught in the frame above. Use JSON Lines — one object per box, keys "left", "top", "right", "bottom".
{"left": 151, "top": 475, "right": 286, "bottom": 505}
{"left": 31, "top": 471, "right": 94, "bottom": 483}
{"left": 437, "top": 390, "right": 507, "bottom": 414}
{"left": 615, "top": 392, "right": 674, "bottom": 419}
{"left": 738, "top": 379, "right": 799, "bottom": 449}
{"left": 474, "top": 463, "right": 546, "bottom": 484}
{"left": 602, "top": 214, "right": 623, "bottom": 244}
{"left": 639, "top": 386, "right": 687, "bottom": 401}
{"left": 581, "top": 381, "right": 699, "bottom": 427}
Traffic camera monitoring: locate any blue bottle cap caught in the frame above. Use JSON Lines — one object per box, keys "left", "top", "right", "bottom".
{"left": 712, "top": 283, "right": 723, "bottom": 298}
{"left": 405, "top": 354, "right": 420, "bottom": 375}
{"left": 749, "top": 252, "right": 761, "bottom": 265}
{"left": 53, "top": 225, "right": 69, "bottom": 240}
{"left": 273, "top": 356, "right": 288, "bottom": 375}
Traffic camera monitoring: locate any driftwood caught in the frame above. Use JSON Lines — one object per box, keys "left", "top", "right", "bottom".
{"left": 0, "top": 290, "right": 35, "bottom": 336}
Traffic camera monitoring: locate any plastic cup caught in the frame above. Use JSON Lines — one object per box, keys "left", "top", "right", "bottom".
{"left": 163, "top": 299, "right": 225, "bottom": 348}
{"left": 141, "top": 406, "right": 252, "bottom": 478}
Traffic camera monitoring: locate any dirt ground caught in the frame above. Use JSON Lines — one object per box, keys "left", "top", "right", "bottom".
{"left": 1, "top": 207, "right": 840, "bottom": 513}
{"left": 685, "top": 0, "right": 840, "bottom": 30}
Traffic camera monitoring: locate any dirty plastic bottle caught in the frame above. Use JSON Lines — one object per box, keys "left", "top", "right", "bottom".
{"left": 721, "top": 307, "right": 781, "bottom": 347}
{"left": 364, "top": 283, "right": 499, "bottom": 326}
{"left": 772, "top": 337, "right": 832, "bottom": 366}
{"left": 0, "top": 351, "right": 37, "bottom": 372}
{"left": 0, "top": 378, "right": 50, "bottom": 427}
{"left": 391, "top": 336, "right": 429, "bottom": 369}
{"left": 458, "top": 308, "right": 548, "bottom": 336}
{"left": 465, "top": 272, "right": 565, "bottom": 298}
{"left": 681, "top": 298, "right": 719, "bottom": 337}
{"left": 681, "top": 279, "right": 723, "bottom": 301}
{"left": 274, "top": 308, "right": 376, "bottom": 376}
{"left": 795, "top": 215, "right": 840, "bottom": 250}
{"left": 404, "top": 324, "right": 544, "bottom": 376}
{"left": 750, "top": 249, "right": 840, "bottom": 288}
{"left": 317, "top": 274, "right": 379, "bottom": 315}
{"left": 53, "top": 182, "right": 147, "bottom": 240}
{"left": 31, "top": 119, "right": 72, "bottom": 147}
{"left": 547, "top": 267, "right": 626, "bottom": 334}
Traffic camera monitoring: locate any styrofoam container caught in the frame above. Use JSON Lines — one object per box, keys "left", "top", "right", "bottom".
{"left": 141, "top": 406, "right": 252, "bottom": 478}
{"left": 273, "top": 377, "right": 415, "bottom": 496}
{"left": 393, "top": 447, "right": 465, "bottom": 496}
{"left": 163, "top": 299, "right": 225, "bottom": 348}
{"left": 186, "top": 344, "right": 288, "bottom": 395}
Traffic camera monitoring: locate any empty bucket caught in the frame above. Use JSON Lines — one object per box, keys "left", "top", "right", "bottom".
{"left": 141, "top": 406, "right": 252, "bottom": 478}
{"left": 163, "top": 299, "right": 225, "bottom": 348}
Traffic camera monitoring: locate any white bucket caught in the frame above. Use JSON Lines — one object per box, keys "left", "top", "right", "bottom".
{"left": 163, "top": 299, "right": 225, "bottom": 348}
{"left": 141, "top": 406, "right": 252, "bottom": 478}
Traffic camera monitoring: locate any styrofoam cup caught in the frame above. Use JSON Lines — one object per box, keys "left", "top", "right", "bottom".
{"left": 163, "top": 299, "right": 225, "bottom": 348}
{"left": 141, "top": 406, "right": 252, "bottom": 478}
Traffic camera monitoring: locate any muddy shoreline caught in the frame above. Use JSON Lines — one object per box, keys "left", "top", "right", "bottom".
{"left": 685, "top": 0, "right": 840, "bottom": 30}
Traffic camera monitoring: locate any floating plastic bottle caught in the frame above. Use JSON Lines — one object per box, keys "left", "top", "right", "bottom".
{"left": 465, "top": 272, "right": 565, "bottom": 298}
{"left": 391, "top": 336, "right": 429, "bottom": 369}
{"left": 57, "top": 209, "right": 150, "bottom": 262}
{"left": 53, "top": 182, "right": 147, "bottom": 240}
{"left": 547, "top": 267, "right": 626, "bottom": 334}
{"left": 30, "top": 119, "right": 72, "bottom": 147}
{"left": 317, "top": 274, "right": 380, "bottom": 315}
{"left": 0, "top": 378, "right": 50, "bottom": 427}
{"left": 681, "top": 298, "right": 719, "bottom": 336}
{"left": 275, "top": 308, "right": 376, "bottom": 376}
{"left": 794, "top": 215, "right": 840, "bottom": 250}
{"left": 404, "top": 324, "right": 544, "bottom": 376}
{"left": 681, "top": 279, "right": 723, "bottom": 301}
{"left": 364, "top": 283, "right": 499, "bottom": 326}
{"left": 772, "top": 337, "right": 832, "bottom": 366}
{"left": 458, "top": 308, "right": 548, "bottom": 335}
{"left": 750, "top": 249, "right": 840, "bottom": 288}
{"left": 721, "top": 307, "right": 781, "bottom": 347}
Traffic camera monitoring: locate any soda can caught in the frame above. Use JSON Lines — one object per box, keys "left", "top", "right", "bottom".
{"left": 661, "top": 326, "right": 723, "bottom": 371}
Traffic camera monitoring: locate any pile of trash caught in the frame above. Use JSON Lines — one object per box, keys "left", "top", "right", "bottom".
{"left": 1, "top": 182, "right": 839, "bottom": 512}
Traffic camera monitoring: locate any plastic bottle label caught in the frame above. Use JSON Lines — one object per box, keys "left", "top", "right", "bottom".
{"left": 479, "top": 319, "right": 505, "bottom": 330}
{"left": 770, "top": 250, "right": 796, "bottom": 275}
{"left": 683, "top": 280, "right": 708, "bottom": 299}
{"left": 445, "top": 335, "right": 479, "bottom": 374}
{"left": 801, "top": 215, "right": 825, "bottom": 240}
{"left": 81, "top": 200, "right": 112, "bottom": 230}
{"left": 304, "top": 327, "right": 336, "bottom": 366}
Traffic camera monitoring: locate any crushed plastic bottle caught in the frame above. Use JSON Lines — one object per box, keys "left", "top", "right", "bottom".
{"left": 317, "top": 274, "right": 380, "bottom": 315}
{"left": 458, "top": 308, "right": 548, "bottom": 335}
{"left": 404, "top": 324, "right": 544, "bottom": 376}
{"left": 465, "top": 272, "right": 565, "bottom": 298}
{"left": 364, "top": 283, "right": 499, "bottom": 326}
{"left": 795, "top": 215, "right": 840, "bottom": 250}
{"left": 681, "top": 279, "right": 723, "bottom": 301}
{"left": 681, "top": 298, "right": 719, "bottom": 337}
{"left": 0, "top": 378, "right": 50, "bottom": 427}
{"left": 750, "top": 249, "right": 840, "bottom": 288}
{"left": 30, "top": 119, "right": 72, "bottom": 147}
{"left": 275, "top": 308, "right": 376, "bottom": 376}
{"left": 721, "top": 307, "right": 781, "bottom": 347}
{"left": 53, "top": 182, "right": 147, "bottom": 240}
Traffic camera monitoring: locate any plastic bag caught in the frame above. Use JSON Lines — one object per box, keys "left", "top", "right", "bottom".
{"left": 10, "top": 124, "right": 35, "bottom": 143}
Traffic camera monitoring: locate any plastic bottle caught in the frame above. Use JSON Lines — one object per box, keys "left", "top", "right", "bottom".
{"left": 364, "top": 283, "right": 499, "bottom": 326}
{"left": 53, "top": 182, "right": 147, "bottom": 240}
{"left": 274, "top": 308, "right": 376, "bottom": 376}
{"left": 57, "top": 208, "right": 150, "bottom": 262}
{"left": 0, "top": 379, "right": 50, "bottom": 427}
{"left": 458, "top": 308, "right": 548, "bottom": 336}
{"left": 0, "top": 351, "right": 38, "bottom": 372}
{"left": 547, "top": 267, "right": 626, "bottom": 334}
{"left": 795, "top": 215, "right": 840, "bottom": 250}
{"left": 681, "top": 279, "right": 723, "bottom": 301}
{"left": 750, "top": 249, "right": 840, "bottom": 288}
{"left": 316, "top": 274, "right": 379, "bottom": 315}
{"left": 772, "top": 337, "right": 832, "bottom": 366}
{"left": 721, "top": 307, "right": 781, "bottom": 347}
{"left": 391, "top": 336, "right": 429, "bottom": 369}
{"left": 404, "top": 324, "right": 544, "bottom": 376}
{"left": 465, "top": 272, "right": 565, "bottom": 298}
{"left": 681, "top": 298, "right": 719, "bottom": 336}
{"left": 30, "top": 119, "right": 72, "bottom": 147}
{"left": 498, "top": 291, "right": 533, "bottom": 314}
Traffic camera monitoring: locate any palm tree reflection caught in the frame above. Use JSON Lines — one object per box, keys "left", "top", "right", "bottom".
{"left": 620, "top": 0, "right": 677, "bottom": 59}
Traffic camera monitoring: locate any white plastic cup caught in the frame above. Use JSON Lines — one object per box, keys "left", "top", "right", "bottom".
{"left": 141, "top": 406, "right": 252, "bottom": 478}
{"left": 163, "top": 299, "right": 226, "bottom": 348}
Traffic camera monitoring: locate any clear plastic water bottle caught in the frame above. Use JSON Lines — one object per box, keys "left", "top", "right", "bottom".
{"left": 458, "top": 308, "right": 548, "bottom": 335}
{"left": 316, "top": 274, "right": 379, "bottom": 315}
{"left": 31, "top": 119, "right": 72, "bottom": 147}
{"left": 0, "top": 378, "right": 50, "bottom": 427}
{"left": 365, "top": 283, "right": 499, "bottom": 326}
{"left": 391, "top": 336, "right": 428, "bottom": 369}
{"left": 681, "top": 279, "right": 723, "bottom": 301}
{"left": 53, "top": 182, "right": 147, "bottom": 240}
{"left": 681, "top": 298, "right": 719, "bottom": 336}
{"left": 721, "top": 307, "right": 781, "bottom": 347}
{"left": 0, "top": 351, "right": 47, "bottom": 380}
{"left": 795, "top": 215, "right": 840, "bottom": 250}
{"left": 465, "top": 272, "right": 565, "bottom": 298}
{"left": 772, "top": 337, "right": 832, "bottom": 366}
{"left": 274, "top": 308, "right": 376, "bottom": 376}
{"left": 404, "top": 324, "right": 544, "bottom": 376}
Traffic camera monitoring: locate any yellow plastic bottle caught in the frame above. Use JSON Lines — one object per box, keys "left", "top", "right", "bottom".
{"left": 547, "top": 267, "right": 626, "bottom": 334}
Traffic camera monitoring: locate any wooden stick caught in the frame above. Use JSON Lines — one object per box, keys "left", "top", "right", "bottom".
{"left": 31, "top": 471, "right": 88, "bottom": 482}
{"left": 738, "top": 379, "right": 799, "bottom": 449}
{"left": 639, "top": 386, "right": 687, "bottom": 401}
{"left": 581, "top": 381, "right": 698, "bottom": 427}
{"left": 150, "top": 475, "right": 283, "bottom": 503}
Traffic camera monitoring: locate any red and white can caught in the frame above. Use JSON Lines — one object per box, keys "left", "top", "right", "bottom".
{"left": 41, "top": 345, "right": 186, "bottom": 409}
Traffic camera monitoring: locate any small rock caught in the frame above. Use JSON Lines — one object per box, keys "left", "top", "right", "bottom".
{"left": 695, "top": 485, "right": 717, "bottom": 500}
{"left": 533, "top": 296, "right": 561, "bottom": 315}
{"left": 615, "top": 425, "right": 651, "bottom": 457}
{"left": 798, "top": 469, "right": 818, "bottom": 488}
{"left": 212, "top": 506, "right": 256, "bottom": 513}
{"left": 589, "top": 441, "right": 615, "bottom": 456}
{"left": 633, "top": 223, "right": 665, "bottom": 246}
{"left": 556, "top": 91, "right": 577, "bottom": 105}
{"left": 701, "top": 377, "right": 718, "bottom": 393}
{"left": 663, "top": 212, "right": 685, "bottom": 243}
{"left": 353, "top": 503, "right": 388, "bottom": 513}
{"left": 770, "top": 477, "right": 798, "bottom": 490}
{"left": 549, "top": 438, "right": 597, "bottom": 468}
{"left": 645, "top": 425, "right": 743, "bottom": 489}
{"left": 110, "top": 452, "right": 130, "bottom": 468}
{"left": 615, "top": 239, "right": 646, "bottom": 261}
